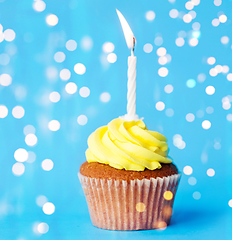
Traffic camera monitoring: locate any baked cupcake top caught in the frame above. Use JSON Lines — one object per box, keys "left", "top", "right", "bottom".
{"left": 85, "top": 118, "right": 172, "bottom": 171}
{"left": 80, "top": 161, "right": 178, "bottom": 181}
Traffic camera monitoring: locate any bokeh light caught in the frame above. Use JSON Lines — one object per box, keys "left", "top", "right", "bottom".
{"left": 212, "top": 18, "right": 220, "bottom": 27}
{"left": 23, "top": 125, "right": 35, "bottom": 135}
{"left": 136, "top": 202, "right": 146, "bottom": 212}
{"left": 175, "top": 37, "right": 185, "bottom": 47}
{"left": 192, "top": 22, "right": 201, "bottom": 30}
{"left": 183, "top": 165, "right": 193, "bottom": 175}
{"left": 46, "top": 14, "right": 58, "bottom": 26}
{"left": 192, "top": 0, "right": 200, "bottom": 6}
{"left": 54, "top": 52, "right": 65, "bottom": 63}
{"left": 100, "top": 92, "right": 111, "bottom": 102}
{"left": 37, "top": 222, "right": 49, "bottom": 234}
{"left": 65, "top": 82, "right": 77, "bottom": 94}
{"left": 107, "top": 53, "right": 117, "bottom": 63}
{"left": 145, "top": 11, "right": 155, "bottom": 21}
{"left": 14, "top": 148, "right": 28, "bottom": 162}
{"left": 12, "top": 163, "right": 25, "bottom": 176}
{"left": 169, "top": 9, "right": 179, "bottom": 18}
{"left": 158, "top": 67, "right": 168, "bottom": 77}
{"left": 202, "top": 120, "right": 211, "bottom": 130}
{"left": 227, "top": 73, "right": 232, "bottom": 81}
{"left": 228, "top": 199, "right": 232, "bottom": 208}
{"left": 226, "top": 114, "right": 232, "bottom": 122}
{"left": 158, "top": 56, "right": 168, "bottom": 65}
{"left": 0, "top": 105, "right": 8, "bottom": 118}
{"left": 186, "top": 79, "right": 196, "bottom": 88}
{"left": 189, "top": 10, "right": 197, "bottom": 19}
{"left": 186, "top": 113, "right": 195, "bottom": 122}
{"left": 49, "top": 92, "right": 60, "bottom": 103}
{"left": 222, "top": 65, "right": 229, "bottom": 73}
{"left": 193, "top": 191, "right": 201, "bottom": 200}
{"left": 157, "top": 47, "right": 167, "bottom": 56}
{"left": 192, "top": 30, "right": 201, "bottom": 39}
{"left": 143, "top": 43, "right": 153, "bottom": 53}
{"left": 60, "top": 68, "right": 71, "bottom": 81}
{"left": 165, "top": 108, "right": 174, "bottom": 117}
{"left": 36, "top": 195, "right": 48, "bottom": 207}
{"left": 215, "top": 64, "right": 223, "bottom": 73}
{"left": 77, "top": 115, "right": 88, "bottom": 125}
{"left": 209, "top": 68, "right": 217, "bottom": 77}
{"left": 188, "top": 177, "right": 197, "bottom": 185}
{"left": 207, "top": 57, "right": 216, "bottom": 65}
{"left": 189, "top": 38, "right": 198, "bottom": 47}
{"left": 79, "top": 87, "right": 90, "bottom": 98}
{"left": 48, "top": 120, "right": 60, "bottom": 131}
{"left": 214, "top": 0, "right": 222, "bottom": 6}
{"left": 206, "top": 168, "right": 215, "bottom": 177}
{"left": 205, "top": 86, "right": 215, "bottom": 95}
{"left": 222, "top": 101, "right": 231, "bottom": 110}
{"left": 155, "top": 101, "right": 165, "bottom": 111}
{"left": 156, "top": 221, "right": 167, "bottom": 230}
{"left": 206, "top": 106, "right": 214, "bottom": 114}
{"left": 74, "top": 63, "right": 86, "bottom": 75}
{"left": 42, "top": 159, "right": 54, "bottom": 171}
{"left": 0, "top": 73, "right": 12, "bottom": 86}
{"left": 154, "top": 36, "right": 163, "bottom": 46}
{"left": 164, "top": 84, "right": 173, "bottom": 93}
{"left": 33, "top": 0, "right": 46, "bottom": 12}
{"left": 221, "top": 36, "right": 229, "bottom": 45}
{"left": 185, "top": 1, "right": 194, "bottom": 10}
{"left": 197, "top": 73, "right": 206, "bottom": 83}
{"left": 42, "top": 202, "right": 55, "bottom": 215}
{"left": 102, "top": 42, "right": 115, "bottom": 53}
{"left": 183, "top": 14, "right": 192, "bottom": 23}
{"left": 173, "top": 134, "right": 186, "bottom": 149}
{"left": 219, "top": 14, "right": 227, "bottom": 23}
{"left": 4, "top": 29, "right": 16, "bottom": 42}
{"left": 163, "top": 191, "right": 173, "bottom": 201}
{"left": 66, "top": 39, "right": 77, "bottom": 51}
{"left": 12, "top": 106, "right": 25, "bottom": 119}
{"left": 25, "top": 134, "right": 38, "bottom": 147}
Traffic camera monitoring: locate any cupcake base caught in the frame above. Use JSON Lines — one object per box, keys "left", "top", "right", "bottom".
{"left": 78, "top": 172, "right": 181, "bottom": 231}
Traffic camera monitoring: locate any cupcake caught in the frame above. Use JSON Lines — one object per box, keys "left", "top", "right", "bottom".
{"left": 78, "top": 118, "right": 181, "bottom": 230}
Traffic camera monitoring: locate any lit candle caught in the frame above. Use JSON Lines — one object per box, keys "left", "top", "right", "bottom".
{"left": 116, "top": 9, "right": 139, "bottom": 121}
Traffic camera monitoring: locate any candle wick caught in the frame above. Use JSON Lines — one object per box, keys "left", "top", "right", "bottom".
{"left": 131, "top": 36, "right": 135, "bottom": 56}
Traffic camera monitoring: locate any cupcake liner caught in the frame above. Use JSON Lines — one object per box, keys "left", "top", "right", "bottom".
{"left": 78, "top": 172, "right": 181, "bottom": 231}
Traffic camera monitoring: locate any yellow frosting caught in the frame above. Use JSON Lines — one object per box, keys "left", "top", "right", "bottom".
{"left": 85, "top": 118, "right": 172, "bottom": 171}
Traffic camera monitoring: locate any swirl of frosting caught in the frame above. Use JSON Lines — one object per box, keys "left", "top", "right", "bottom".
{"left": 85, "top": 118, "right": 172, "bottom": 171}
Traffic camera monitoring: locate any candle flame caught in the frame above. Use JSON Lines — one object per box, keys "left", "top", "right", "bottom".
{"left": 116, "top": 9, "right": 135, "bottom": 49}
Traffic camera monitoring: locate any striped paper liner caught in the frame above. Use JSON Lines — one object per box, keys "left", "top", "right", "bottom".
{"left": 78, "top": 172, "right": 181, "bottom": 231}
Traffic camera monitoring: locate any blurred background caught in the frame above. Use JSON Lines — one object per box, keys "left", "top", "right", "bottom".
{"left": 0, "top": 0, "right": 232, "bottom": 239}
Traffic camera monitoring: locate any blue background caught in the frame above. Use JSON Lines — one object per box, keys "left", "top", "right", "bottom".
{"left": 0, "top": 0, "right": 232, "bottom": 239}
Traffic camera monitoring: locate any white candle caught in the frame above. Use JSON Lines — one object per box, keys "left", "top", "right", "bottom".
{"left": 127, "top": 37, "right": 137, "bottom": 118}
